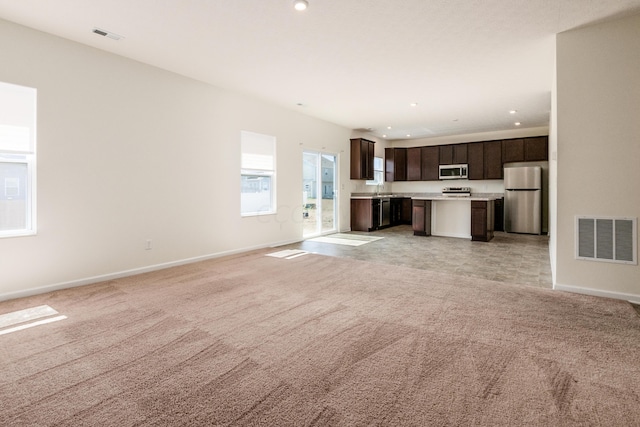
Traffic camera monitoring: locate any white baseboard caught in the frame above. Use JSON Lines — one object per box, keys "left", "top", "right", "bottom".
{"left": 0, "top": 238, "right": 303, "bottom": 303}
{"left": 553, "top": 283, "right": 640, "bottom": 304}
{"left": 432, "top": 232, "right": 472, "bottom": 239}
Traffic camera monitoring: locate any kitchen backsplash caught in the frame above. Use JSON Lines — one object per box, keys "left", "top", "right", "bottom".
{"left": 353, "top": 179, "right": 505, "bottom": 195}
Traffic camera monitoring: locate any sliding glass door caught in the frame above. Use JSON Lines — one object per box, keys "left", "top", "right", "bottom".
{"left": 303, "top": 151, "right": 337, "bottom": 237}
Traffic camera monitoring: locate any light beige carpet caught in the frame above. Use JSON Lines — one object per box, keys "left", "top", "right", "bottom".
{"left": 1, "top": 251, "right": 639, "bottom": 426}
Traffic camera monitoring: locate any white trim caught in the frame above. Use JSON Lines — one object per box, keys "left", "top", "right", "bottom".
{"left": 553, "top": 282, "right": 640, "bottom": 303}
{"left": 0, "top": 238, "right": 303, "bottom": 302}
{"left": 431, "top": 231, "right": 472, "bottom": 239}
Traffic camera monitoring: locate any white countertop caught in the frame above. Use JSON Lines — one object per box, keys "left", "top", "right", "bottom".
{"left": 351, "top": 193, "right": 499, "bottom": 201}
{"left": 412, "top": 196, "right": 497, "bottom": 201}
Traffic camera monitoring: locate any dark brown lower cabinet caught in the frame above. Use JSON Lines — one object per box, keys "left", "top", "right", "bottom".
{"left": 412, "top": 199, "right": 432, "bottom": 236}
{"left": 401, "top": 198, "right": 413, "bottom": 224}
{"left": 471, "top": 200, "right": 495, "bottom": 242}
{"left": 391, "top": 198, "right": 403, "bottom": 225}
{"left": 351, "top": 199, "right": 379, "bottom": 232}
{"left": 494, "top": 197, "right": 504, "bottom": 232}
{"left": 354, "top": 197, "right": 497, "bottom": 241}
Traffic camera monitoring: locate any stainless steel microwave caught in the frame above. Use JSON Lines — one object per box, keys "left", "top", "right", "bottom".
{"left": 439, "top": 164, "right": 468, "bottom": 180}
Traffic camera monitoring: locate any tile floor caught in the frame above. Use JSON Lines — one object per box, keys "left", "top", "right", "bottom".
{"left": 284, "top": 225, "right": 552, "bottom": 289}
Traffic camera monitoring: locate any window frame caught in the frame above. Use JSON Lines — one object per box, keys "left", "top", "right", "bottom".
{"left": 240, "top": 131, "right": 277, "bottom": 217}
{"left": 366, "top": 156, "right": 384, "bottom": 186}
{"left": 0, "top": 81, "right": 37, "bottom": 238}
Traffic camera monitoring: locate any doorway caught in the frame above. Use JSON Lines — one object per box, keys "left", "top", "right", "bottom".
{"left": 302, "top": 151, "right": 337, "bottom": 237}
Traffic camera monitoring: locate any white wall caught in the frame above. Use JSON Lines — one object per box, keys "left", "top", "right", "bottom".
{"left": 555, "top": 13, "right": 640, "bottom": 300}
{"left": 0, "top": 19, "right": 352, "bottom": 299}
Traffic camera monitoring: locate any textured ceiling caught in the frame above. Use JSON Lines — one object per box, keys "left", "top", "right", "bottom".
{"left": 1, "top": 0, "right": 640, "bottom": 140}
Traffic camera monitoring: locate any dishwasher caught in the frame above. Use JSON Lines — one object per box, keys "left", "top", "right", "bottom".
{"left": 379, "top": 198, "right": 391, "bottom": 227}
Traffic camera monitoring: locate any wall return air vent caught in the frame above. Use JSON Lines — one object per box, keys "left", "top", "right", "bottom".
{"left": 575, "top": 216, "right": 637, "bottom": 264}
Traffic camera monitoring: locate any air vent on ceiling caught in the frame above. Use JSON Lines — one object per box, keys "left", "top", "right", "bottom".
{"left": 575, "top": 216, "right": 637, "bottom": 264}
{"left": 92, "top": 28, "right": 123, "bottom": 41}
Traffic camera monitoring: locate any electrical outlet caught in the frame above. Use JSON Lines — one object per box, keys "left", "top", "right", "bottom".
{"left": 145, "top": 239, "right": 152, "bottom": 250}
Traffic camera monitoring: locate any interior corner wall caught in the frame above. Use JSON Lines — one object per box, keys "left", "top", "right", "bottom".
{"left": 548, "top": 43, "right": 558, "bottom": 286}
{"left": 0, "top": 18, "right": 351, "bottom": 299}
{"left": 555, "top": 13, "right": 640, "bottom": 300}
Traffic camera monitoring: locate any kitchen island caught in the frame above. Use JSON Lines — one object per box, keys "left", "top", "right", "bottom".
{"left": 351, "top": 193, "right": 500, "bottom": 242}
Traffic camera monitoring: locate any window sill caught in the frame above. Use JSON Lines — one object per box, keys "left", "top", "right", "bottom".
{"left": 0, "top": 230, "right": 37, "bottom": 239}
{"left": 241, "top": 211, "right": 276, "bottom": 218}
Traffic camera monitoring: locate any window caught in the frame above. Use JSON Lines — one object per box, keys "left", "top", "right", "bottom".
{"left": 241, "top": 131, "right": 276, "bottom": 216}
{"left": 0, "top": 81, "right": 37, "bottom": 238}
{"left": 366, "top": 156, "right": 384, "bottom": 186}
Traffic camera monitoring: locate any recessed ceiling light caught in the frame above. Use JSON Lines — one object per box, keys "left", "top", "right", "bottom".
{"left": 382, "top": 135, "right": 387, "bottom": 138}
{"left": 509, "top": 110, "right": 518, "bottom": 114}
{"left": 514, "top": 122, "right": 521, "bottom": 126}
{"left": 387, "top": 126, "right": 392, "bottom": 129}
{"left": 406, "top": 134, "right": 411, "bottom": 137}
{"left": 294, "top": 0, "right": 308, "bottom": 11}
{"left": 410, "top": 103, "right": 418, "bottom": 107}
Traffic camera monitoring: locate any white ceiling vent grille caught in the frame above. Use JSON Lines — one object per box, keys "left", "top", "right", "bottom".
{"left": 92, "top": 28, "right": 123, "bottom": 40}
{"left": 576, "top": 216, "right": 637, "bottom": 264}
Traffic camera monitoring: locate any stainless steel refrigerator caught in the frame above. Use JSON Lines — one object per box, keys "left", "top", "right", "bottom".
{"left": 504, "top": 166, "right": 542, "bottom": 234}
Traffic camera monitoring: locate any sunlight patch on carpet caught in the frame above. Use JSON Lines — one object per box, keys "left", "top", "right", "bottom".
{"left": 266, "top": 249, "right": 310, "bottom": 259}
{"left": 0, "top": 305, "right": 67, "bottom": 336}
{"left": 307, "top": 233, "right": 383, "bottom": 246}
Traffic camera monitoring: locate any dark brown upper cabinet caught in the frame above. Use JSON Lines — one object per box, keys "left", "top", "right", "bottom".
{"left": 384, "top": 147, "right": 406, "bottom": 182}
{"left": 406, "top": 147, "right": 422, "bottom": 181}
{"left": 421, "top": 146, "right": 439, "bottom": 181}
{"left": 395, "top": 148, "right": 407, "bottom": 181}
{"left": 439, "top": 144, "right": 468, "bottom": 165}
{"left": 350, "top": 138, "right": 375, "bottom": 180}
{"left": 467, "top": 142, "right": 484, "bottom": 180}
{"left": 502, "top": 138, "right": 525, "bottom": 163}
{"left": 384, "top": 147, "right": 395, "bottom": 182}
{"left": 502, "top": 136, "right": 548, "bottom": 163}
{"left": 382, "top": 135, "right": 547, "bottom": 182}
{"left": 453, "top": 144, "right": 468, "bottom": 164}
{"left": 524, "top": 136, "right": 548, "bottom": 161}
{"left": 439, "top": 145, "right": 453, "bottom": 165}
{"left": 483, "top": 140, "right": 503, "bottom": 179}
